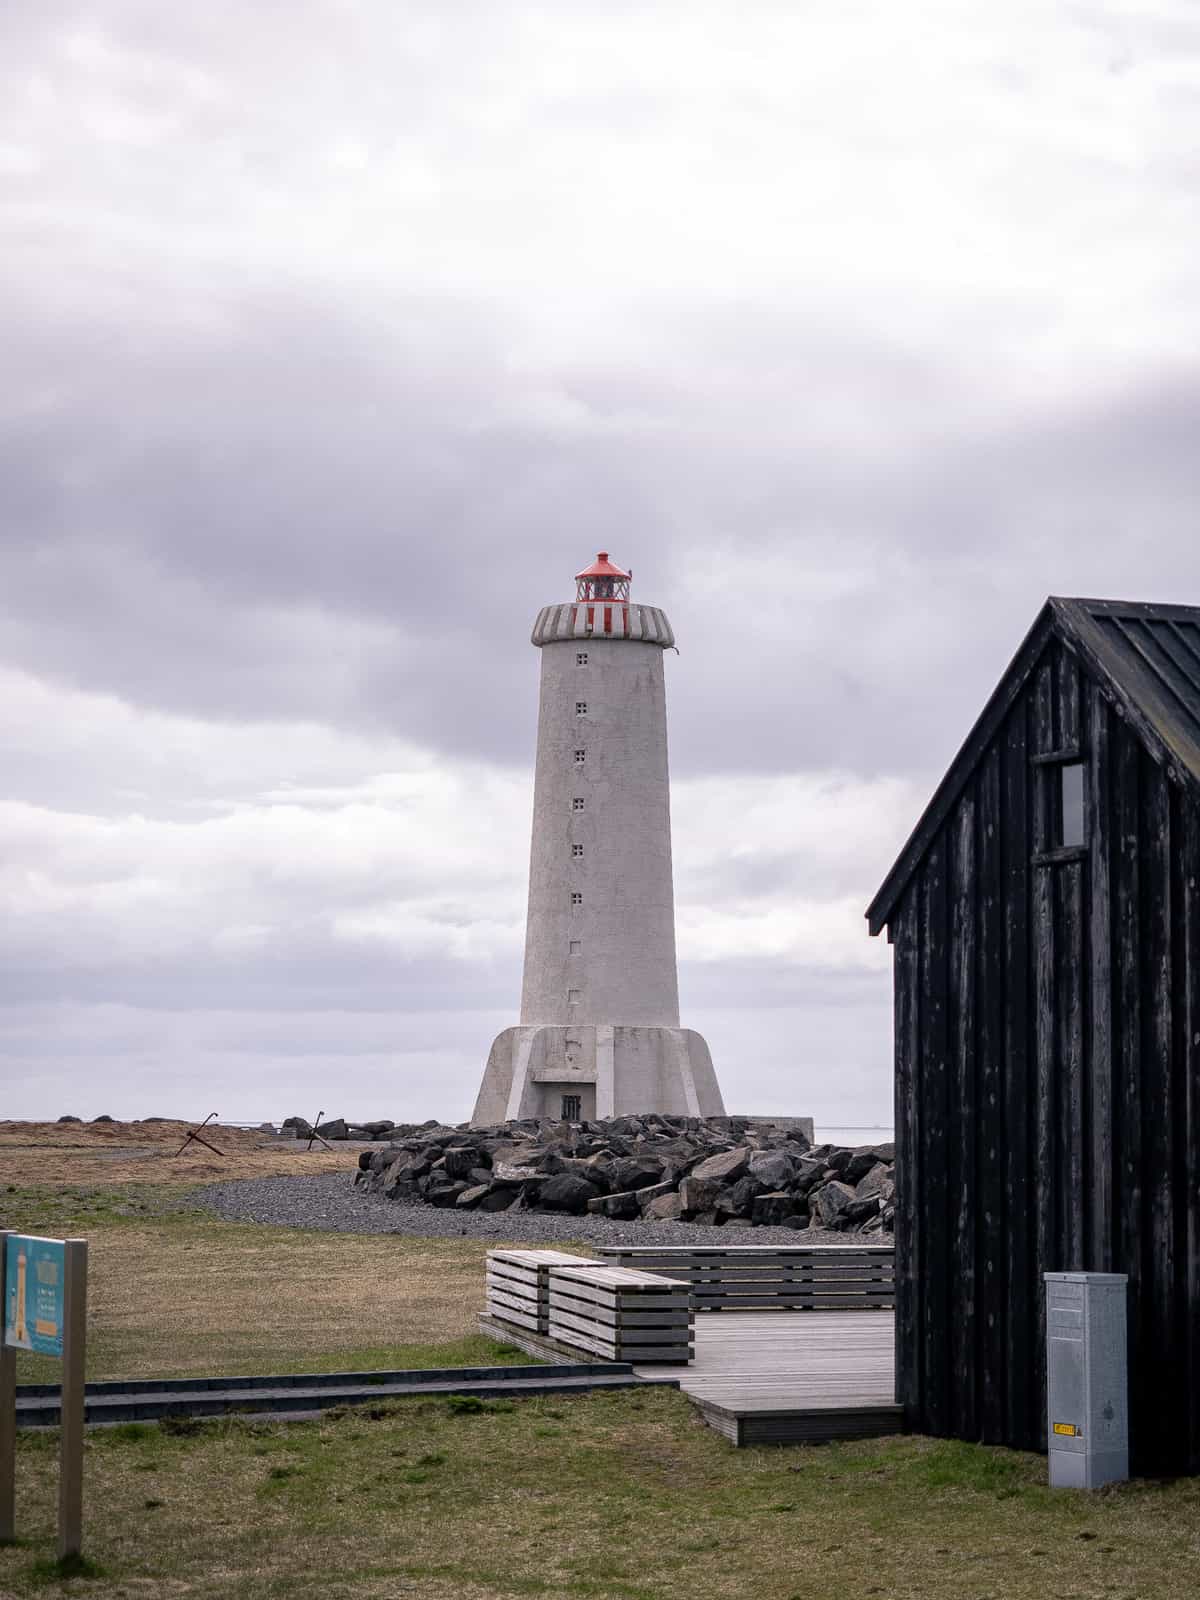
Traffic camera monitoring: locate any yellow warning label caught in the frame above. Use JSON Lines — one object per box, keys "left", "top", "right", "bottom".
{"left": 1052, "top": 1423, "right": 1078, "bottom": 1437}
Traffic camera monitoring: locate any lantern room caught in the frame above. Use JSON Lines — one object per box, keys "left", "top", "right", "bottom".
{"left": 575, "top": 552, "right": 631, "bottom": 604}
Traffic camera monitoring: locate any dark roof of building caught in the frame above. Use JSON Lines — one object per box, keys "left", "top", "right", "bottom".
{"left": 866, "top": 596, "right": 1200, "bottom": 935}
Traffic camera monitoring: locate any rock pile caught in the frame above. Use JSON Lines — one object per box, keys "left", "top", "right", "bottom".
{"left": 341, "top": 1115, "right": 895, "bottom": 1234}
{"left": 282, "top": 1116, "right": 399, "bottom": 1141}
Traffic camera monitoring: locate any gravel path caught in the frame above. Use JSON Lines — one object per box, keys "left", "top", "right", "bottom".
{"left": 191, "top": 1172, "right": 851, "bottom": 1247}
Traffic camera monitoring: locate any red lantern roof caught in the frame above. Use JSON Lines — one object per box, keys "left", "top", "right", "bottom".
{"left": 574, "top": 551, "right": 630, "bottom": 581}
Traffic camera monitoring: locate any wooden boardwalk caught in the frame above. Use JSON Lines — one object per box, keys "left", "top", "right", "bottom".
{"left": 633, "top": 1311, "right": 901, "bottom": 1446}
{"left": 481, "top": 1308, "right": 901, "bottom": 1447}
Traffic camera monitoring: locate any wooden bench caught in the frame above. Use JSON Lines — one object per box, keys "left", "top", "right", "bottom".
{"left": 485, "top": 1249, "right": 594, "bottom": 1334}
{"left": 548, "top": 1265, "right": 693, "bottom": 1364}
{"left": 594, "top": 1245, "right": 894, "bottom": 1313}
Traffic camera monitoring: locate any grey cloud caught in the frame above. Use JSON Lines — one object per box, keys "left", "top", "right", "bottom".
{"left": 0, "top": 932, "right": 520, "bottom": 1016}
{"left": 6, "top": 269, "right": 1200, "bottom": 788}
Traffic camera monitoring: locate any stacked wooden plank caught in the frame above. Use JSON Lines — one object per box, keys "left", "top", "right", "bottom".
{"left": 548, "top": 1264, "right": 693, "bottom": 1363}
{"left": 593, "top": 1245, "right": 894, "bottom": 1313}
{"left": 484, "top": 1249, "right": 594, "bottom": 1334}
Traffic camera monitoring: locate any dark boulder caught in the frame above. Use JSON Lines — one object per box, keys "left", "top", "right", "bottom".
{"left": 382, "top": 1150, "right": 432, "bottom": 1191}
{"left": 610, "top": 1156, "right": 665, "bottom": 1192}
{"left": 717, "top": 1175, "right": 765, "bottom": 1219}
{"left": 538, "top": 1173, "right": 602, "bottom": 1214}
{"left": 854, "top": 1162, "right": 893, "bottom": 1199}
{"left": 814, "top": 1180, "right": 858, "bottom": 1230}
{"left": 752, "top": 1191, "right": 801, "bottom": 1227}
{"left": 791, "top": 1158, "right": 829, "bottom": 1195}
{"left": 678, "top": 1175, "right": 723, "bottom": 1217}
{"left": 747, "top": 1150, "right": 795, "bottom": 1190}
{"left": 443, "top": 1146, "right": 481, "bottom": 1181}
{"left": 549, "top": 1155, "right": 613, "bottom": 1192}
{"left": 586, "top": 1189, "right": 642, "bottom": 1219}
{"left": 844, "top": 1193, "right": 881, "bottom": 1224}
{"left": 689, "top": 1146, "right": 751, "bottom": 1184}
{"left": 491, "top": 1161, "right": 540, "bottom": 1184}
{"left": 844, "top": 1146, "right": 895, "bottom": 1184}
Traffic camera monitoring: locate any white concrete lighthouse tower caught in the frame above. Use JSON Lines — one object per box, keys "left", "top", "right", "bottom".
{"left": 471, "top": 553, "right": 725, "bottom": 1126}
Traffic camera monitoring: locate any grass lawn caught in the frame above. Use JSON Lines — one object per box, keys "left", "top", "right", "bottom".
{"left": 0, "top": 1183, "right": 532, "bottom": 1383}
{"left": 3, "top": 1388, "right": 1199, "bottom": 1599}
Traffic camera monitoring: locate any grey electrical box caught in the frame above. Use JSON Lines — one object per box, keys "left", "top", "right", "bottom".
{"left": 1045, "top": 1272, "right": 1128, "bottom": 1489}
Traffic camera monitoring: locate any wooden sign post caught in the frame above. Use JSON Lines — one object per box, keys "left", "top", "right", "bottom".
{"left": 0, "top": 1234, "right": 14, "bottom": 1545}
{"left": 0, "top": 1230, "right": 88, "bottom": 1561}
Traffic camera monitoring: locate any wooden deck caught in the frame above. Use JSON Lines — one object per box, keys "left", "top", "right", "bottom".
{"left": 481, "top": 1308, "right": 901, "bottom": 1447}
{"left": 634, "top": 1309, "right": 901, "bottom": 1446}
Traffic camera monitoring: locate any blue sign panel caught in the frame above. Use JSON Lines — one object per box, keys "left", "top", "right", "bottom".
{"left": 3, "top": 1235, "right": 66, "bottom": 1358}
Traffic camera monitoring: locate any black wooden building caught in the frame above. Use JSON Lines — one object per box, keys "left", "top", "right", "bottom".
{"left": 867, "top": 598, "right": 1200, "bottom": 1475}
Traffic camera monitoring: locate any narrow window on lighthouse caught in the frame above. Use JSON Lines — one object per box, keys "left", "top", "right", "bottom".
{"left": 572, "top": 844, "right": 584, "bottom": 858}
{"left": 569, "top": 940, "right": 581, "bottom": 955}
{"left": 567, "top": 989, "right": 581, "bottom": 1004}
{"left": 576, "top": 702, "right": 588, "bottom": 716}
{"left": 572, "top": 798, "right": 585, "bottom": 812}
{"left": 576, "top": 652, "right": 588, "bottom": 666}
{"left": 574, "top": 749, "right": 586, "bottom": 764}
{"left": 571, "top": 892, "right": 583, "bottom": 906}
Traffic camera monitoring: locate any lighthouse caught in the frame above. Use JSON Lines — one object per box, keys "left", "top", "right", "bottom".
{"left": 471, "top": 552, "right": 726, "bottom": 1126}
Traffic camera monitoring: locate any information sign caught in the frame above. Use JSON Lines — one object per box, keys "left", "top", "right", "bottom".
{"left": 1, "top": 1230, "right": 88, "bottom": 1558}
{"left": 3, "top": 1235, "right": 66, "bottom": 1357}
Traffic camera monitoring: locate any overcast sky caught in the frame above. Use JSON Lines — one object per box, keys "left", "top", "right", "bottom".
{"left": 3, "top": 2, "right": 1199, "bottom": 1130}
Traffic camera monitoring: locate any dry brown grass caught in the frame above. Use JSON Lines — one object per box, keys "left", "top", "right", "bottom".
{"left": 67, "top": 1220, "right": 490, "bottom": 1379}
{"left": 0, "top": 1119, "right": 360, "bottom": 1186}
{"left": 1, "top": 1187, "right": 501, "bottom": 1381}
{"left": 1, "top": 1120, "right": 552, "bottom": 1383}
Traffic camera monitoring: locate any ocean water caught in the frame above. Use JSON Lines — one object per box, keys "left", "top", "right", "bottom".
{"left": 815, "top": 1126, "right": 894, "bottom": 1149}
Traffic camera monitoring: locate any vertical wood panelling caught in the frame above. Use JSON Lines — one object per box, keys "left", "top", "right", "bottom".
{"left": 1057, "top": 646, "right": 1081, "bottom": 751}
{"left": 1112, "top": 719, "right": 1144, "bottom": 1464}
{"left": 949, "top": 790, "right": 978, "bottom": 1437}
{"left": 1002, "top": 697, "right": 1034, "bottom": 1445}
{"left": 1058, "top": 861, "right": 1086, "bottom": 1268}
{"left": 977, "top": 742, "right": 1006, "bottom": 1442}
{"left": 1141, "top": 755, "right": 1174, "bottom": 1473}
{"left": 1058, "top": 652, "right": 1086, "bottom": 1270}
{"left": 1087, "top": 687, "right": 1114, "bottom": 1270}
{"left": 919, "top": 842, "right": 950, "bottom": 1436}
{"left": 1031, "top": 656, "right": 1057, "bottom": 1448}
{"left": 1170, "top": 788, "right": 1196, "bottom": 1474}
{"left": 893, "top": 888, "right": 921, "bottom": 1420}
{"left": 1182, "top": 803, "right": 1200, "bottom": 1472}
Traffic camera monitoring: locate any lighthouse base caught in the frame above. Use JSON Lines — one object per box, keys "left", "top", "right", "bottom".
{"left": 470, "top": 1024, "right": 725, "bottom": 1128}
